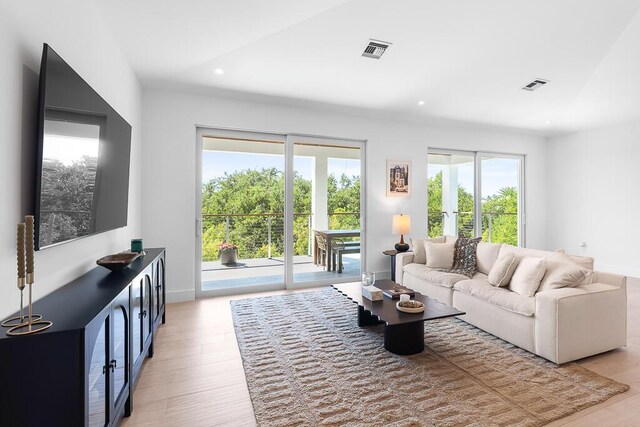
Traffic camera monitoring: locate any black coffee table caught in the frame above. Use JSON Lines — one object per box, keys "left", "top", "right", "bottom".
{"left": 332, "top": 280, "right": 465, "bottom": 355}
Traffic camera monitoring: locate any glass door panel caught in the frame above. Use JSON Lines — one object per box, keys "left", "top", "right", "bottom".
{"left": 427, "top": 152, "right": 475, "bottom": 238}
{"left": 112, "top": 305, "right": 127, "bottom": 406}
{"left": 200, "top": 135, "right": 286, "bottom": 292}
{"left": 142, "top": 274, "right": 152, "bottom": 344}
{"left": 131, "top": 279, "right": 141, "bottom": 360}
{"left": 154, "top": 258, "right": 165, "bottom": 324}
{"left": 292, "top": 140, "right": 362, "bottom": 285}
{"left": 88, "top": 319, "right": 108, "bottom": 427}
{"left": 480, "top": 155, "right": 522, "bottom": 245}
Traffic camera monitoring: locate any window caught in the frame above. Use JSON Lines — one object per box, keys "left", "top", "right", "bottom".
{"left": 427, "top": 150, "right": 524, "bottom": 246}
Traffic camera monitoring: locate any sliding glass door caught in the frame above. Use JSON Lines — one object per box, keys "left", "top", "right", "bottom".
{"left": 196, "top": 129, "right": 366, "bottom": 296}
{"left": 198, "top": 132, "right": 286, "bottom": 294}
{"left": 427, "top": 149, "right": 524, "bottom": 246}
{"left": 291, "top": 136, "right": 363, "bottom": 286}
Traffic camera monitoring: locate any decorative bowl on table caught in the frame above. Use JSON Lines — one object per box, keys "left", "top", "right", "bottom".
{"left": 96, "top": 252, "right": 141, "bottom": 272}
{"left": 396, "top": 300, "right": 425, "bottom": 314}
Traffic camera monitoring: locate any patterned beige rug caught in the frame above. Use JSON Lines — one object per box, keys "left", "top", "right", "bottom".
{"left": 231, "top": 288, "right": 628, "bottom": 427}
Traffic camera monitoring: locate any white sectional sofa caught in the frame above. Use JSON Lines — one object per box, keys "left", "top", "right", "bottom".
{"left": 396, "top": 237, "right": 627, "bottom": 364}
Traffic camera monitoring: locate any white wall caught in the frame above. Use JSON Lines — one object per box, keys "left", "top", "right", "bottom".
{"left": 547, "top": 121, "right": 640, "bottom": 276}
{"left": 142, "top": 89, "right": 547, "bottom": 302}
{"left": 0, "top": 2, "right": 142, "bottom": 318}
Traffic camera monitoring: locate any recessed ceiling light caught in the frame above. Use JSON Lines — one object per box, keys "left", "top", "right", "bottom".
{"left": 213, "top": 68, "right": 225, "bottom": 76}
{"left": 418, "top": 100, "right": 425, "bottom": 106}
{"left": 545, "top": 120, "right": 552, "bottom": 125}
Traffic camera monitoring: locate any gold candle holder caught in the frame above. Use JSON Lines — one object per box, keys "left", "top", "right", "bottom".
{"left": 0, "top": 278, "right": 42, "bottom": 328}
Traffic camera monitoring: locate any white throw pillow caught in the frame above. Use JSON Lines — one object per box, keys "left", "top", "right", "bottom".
{"left": 411, "top": 236, "right": 445, "bottom": 264}
{"left": 488, "top": 252, "right": 519, "bottom": 287}
{"left": 476, "top": 241, "right": 502, "bottom": 275}
{"left": 509, "top": 256, "right": 546, "bottom": 297}
{"left": 538, "top": 252, "right": 592, "bottom": 292}
{"left": 424, "top": 240, "right": 455, "bottom": 269}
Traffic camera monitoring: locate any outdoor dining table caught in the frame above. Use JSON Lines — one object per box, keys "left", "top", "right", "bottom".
{"left": 313, "top": 229, "right": 360, "bottom": 272}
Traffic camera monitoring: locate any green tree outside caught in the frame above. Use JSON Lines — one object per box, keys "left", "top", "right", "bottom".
{"left": 202, "top": 168, "right": 360, "bottom": 262}
{"left": 427, "top": 171, "right": 518, "bottom": 245}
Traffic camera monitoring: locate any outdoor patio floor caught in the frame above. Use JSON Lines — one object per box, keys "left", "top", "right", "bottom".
{"left": 202, "top": 254, "right": 361, "bottom": 291}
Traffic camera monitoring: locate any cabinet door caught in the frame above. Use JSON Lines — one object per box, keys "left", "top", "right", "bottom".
{"left": 87, "top": 316, "right": 109, "bottom": 427}
{"left": 111, "top": 289, "right": 129, "bottom": 413}
{"left": 142, "top": 273, "right": 153, "bottom": 344}
{"left": 131, "top": 278, "right": 142, "bottom": 361}
{"left": 154, "top": 258, "right": 165, "bottom": 323}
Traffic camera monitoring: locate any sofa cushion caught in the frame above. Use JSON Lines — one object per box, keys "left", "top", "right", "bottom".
{"left": 488, "top": 251, "right": 519, "bottom": 287}
{"left": 538, "top": 252, "right": 592, "bottom": 293}
{"left": 410, "top": 236, "right": 445, "bottom": 264}
{"left": 454, "top": 279, "right": 535, "bottom": 316}
{"left": 509, "top": 256, "right": 546, "bottom": 297}
{"left": 498, "top": 244, "right": 558, "bottom": 260}
{"left": 476, "top": 242, "right": 502, "bottom": 275}
{"left": 424, "top": 240, "right": 455, "bottom": 269}
{"left": 566, "top": 254, "right": 594, "bottom": 271}
{"left": 402, "top": 264, "right": 477, "bottom": 288}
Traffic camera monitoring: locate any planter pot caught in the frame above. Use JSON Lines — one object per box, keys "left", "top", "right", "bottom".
{"left": 219, "top": 248, "right": 238, "bottom": 265}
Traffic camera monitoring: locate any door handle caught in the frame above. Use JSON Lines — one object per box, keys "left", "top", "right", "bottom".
{"left": 195, "top": 218, "right": 202, "bottom": 237}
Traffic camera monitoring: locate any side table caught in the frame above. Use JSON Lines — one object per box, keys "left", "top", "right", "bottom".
{"left": 383, "top": 249, "right": 399, "bottom": 282}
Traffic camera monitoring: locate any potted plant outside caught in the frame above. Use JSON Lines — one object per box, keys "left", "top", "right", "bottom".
{"left": 219, "top": 242, "right": 238, "bottom": 265}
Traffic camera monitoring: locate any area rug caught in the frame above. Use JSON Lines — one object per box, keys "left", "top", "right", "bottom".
{"left": 230, "top": 288, "right": 628, "bottom": 427}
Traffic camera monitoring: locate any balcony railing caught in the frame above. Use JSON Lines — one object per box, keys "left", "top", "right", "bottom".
{"left": 428, "top": 211, "right": 518, "bottom": 244}
{"left": 202, "top": 212, "right": 360, "bottom": 262}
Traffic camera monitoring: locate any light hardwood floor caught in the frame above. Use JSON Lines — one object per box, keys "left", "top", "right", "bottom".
{"left": 123, "top": 280, "right": 640, "bottom": 427}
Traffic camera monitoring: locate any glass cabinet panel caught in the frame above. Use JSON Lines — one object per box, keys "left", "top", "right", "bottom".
{"left": 131, "top": 279, "right": 142, "bottom": 360}
{"left": 155, "top": 259, "right": 164, "bottom": 322}
{"left": 112, "top": 305, "right": 127, "bottom": 405}
{"left": 142, "top": 275, "right": 152, "bottom": 342}
{"left": 88, "top": 320, "right": 108, "bottom": 427}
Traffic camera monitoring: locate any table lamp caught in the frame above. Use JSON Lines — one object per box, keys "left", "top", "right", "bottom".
{"left": 392, "top": 214, "right": 411, "bottom": 252}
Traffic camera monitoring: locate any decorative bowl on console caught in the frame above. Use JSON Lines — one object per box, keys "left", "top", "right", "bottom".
{"left": 96, "top": 252, "right": 141, "bottom": 272}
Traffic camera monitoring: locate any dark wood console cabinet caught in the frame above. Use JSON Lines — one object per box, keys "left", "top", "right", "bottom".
{"left": 0, "top": 248, "right": 166, "bottom": 427}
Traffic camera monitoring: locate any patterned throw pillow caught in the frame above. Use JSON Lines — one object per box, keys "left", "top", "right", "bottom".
{"left": 444, "top": 237, "right": 481, "bottom": 277}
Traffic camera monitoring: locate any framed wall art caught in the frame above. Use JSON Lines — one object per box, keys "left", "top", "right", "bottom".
{"left": 387, "top": 160, "right": 410, "bottom": 197}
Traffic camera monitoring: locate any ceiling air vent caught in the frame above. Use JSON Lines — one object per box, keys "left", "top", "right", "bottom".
{"left": 362, "top": 39, "right": 391, "bottom": 59}
{"left": 522, "top": 79, "right": 549, "bottom": 91}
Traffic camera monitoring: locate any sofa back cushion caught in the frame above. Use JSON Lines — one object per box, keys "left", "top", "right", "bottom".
{"left": 509, "top": 256, "right": 546, "bottom": 296}
{"left": 476, "top": 242, "right": 502, "bottom": 275}
{"left": 488, "top": 251, "right": 519, "bottom": 287}
{"left": 424, "top": 240, "right": 455, "bottom": 269}
{"left": 411, "top": 236, "right": 445, "bottom": 264}
{"left": 538, "top": 252, "right": 592, "bottom": 292}
{"left": 498, "top": 244, "right": 557, "bottom": 260}
{"left": 566, "top": 254, "right": 594, "bottom": 271}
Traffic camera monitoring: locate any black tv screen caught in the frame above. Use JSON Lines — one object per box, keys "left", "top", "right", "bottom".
{"left": 35, "top": 44, "right": 132, "bottom": 250}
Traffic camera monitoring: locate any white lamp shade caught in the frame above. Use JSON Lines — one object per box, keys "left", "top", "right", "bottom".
{"left": 392, "top": 214, "right": 411, "bottom": 235}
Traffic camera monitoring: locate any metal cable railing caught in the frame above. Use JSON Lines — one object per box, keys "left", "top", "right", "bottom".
{"left": 427, "top": 211, "right": 518, "bottom": 243}
{"left": 202, "top": 212, "right": 360, "bottom": 262}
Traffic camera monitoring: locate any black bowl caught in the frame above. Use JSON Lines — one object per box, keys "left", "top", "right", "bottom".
{"left": 96, "top": 252, "right": 141, "bottom": 272}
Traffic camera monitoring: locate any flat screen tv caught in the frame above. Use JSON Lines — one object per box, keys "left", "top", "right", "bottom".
{"left": 35, "top": 44, "right": 132, "bottom": 250}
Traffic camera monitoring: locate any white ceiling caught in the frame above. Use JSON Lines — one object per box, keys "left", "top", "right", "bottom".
{"left": 98, "top": 0, "right": 640, "bottom": 135}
